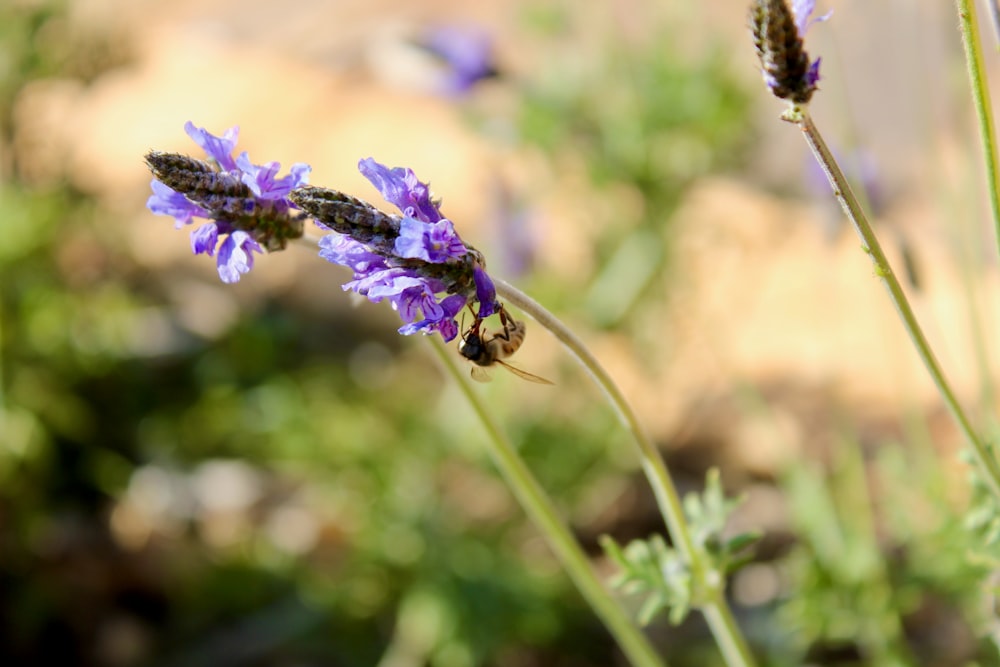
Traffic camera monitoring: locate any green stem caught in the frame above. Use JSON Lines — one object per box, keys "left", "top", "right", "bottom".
{"left": 789, "top": 107, "right": 1000, "bottom": 503}
{"left": 429, "top": 339, "right": 667, "bottom": 667}
{"left": 493, "top": 279, "right": 757, "bottom": 667}
{"left": 955, "top": 0, "right": 1000, "bottom": 260}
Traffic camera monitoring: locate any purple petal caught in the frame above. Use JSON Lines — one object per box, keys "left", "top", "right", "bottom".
{"left": 287, "top": 163, "right": 312, "bottom": 190}
{"left": 216, "top": 230, "right": 262, "bottom": 283}
{"left": 791, "top": 0, "right": 831, "bottom": 34}
{"left": 191, "top": 222, "right": 219, "bottom": 255}
{"left": 473, "top": 266, "right": 497, "bottom": 318}
{"left": 318, "top": 233, "right": 388, "bottom": 274}
{"left": 404, "top": 289, "right": 442, "bottom": 323}
{"left": 184, "top": 122, "right": 239, "bottom": 171}
{"left": 424, "top": 219, "right": 467, "bottom": 260}
{"left": 437, "top": 293, "right": 467, "bottom": 335}
{"left": 397, "top": 293, "right": 466, "bottom": 341}
{"left": 358, "top": 157, "right": 443, "bottom": 222}
{"left": 237, "top": 156, "right": 281, "bottom": 198}
{"left": 235, "top": 154, "right": 312, "bottom": 200}
{"left": 394, "top": 217, "right": 466, "bottom": 263}
{"left": 805, "top": 57, "right": 822, "bottom": 88}
{"left": 349, "top": 268, "right": 424, "bottom": 299}
{"left": 147, "top": 180, "right": 209, "bottom": 227}
{"left": 364, "top": 271, "right": 421, "bottom": 296}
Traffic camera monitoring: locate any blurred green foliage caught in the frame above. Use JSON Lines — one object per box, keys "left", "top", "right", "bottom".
{"left": 603, "top": 469, "right": 760, "bottom": 627}
{"left": 774, "top": 432, "right": 1000, "bottom": 666}
{"left": 516, "top": 11, "right": 753, "bottom": 328}
{"left": 0, "top": 4, "right": 609, "bottom": 666}
{"left": 0, "top": 3, "right": 727, "bottom": 665}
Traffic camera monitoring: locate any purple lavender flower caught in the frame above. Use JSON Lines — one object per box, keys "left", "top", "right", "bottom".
{"left": 791, "top": 0, "right": 831, "bottom": 88}
{"left": 420, "top": 25, "right": 499, "bottom": 95}
{"left": 145, "top": 122, "right": 311, "bottom": 283}
{"left": 316, "top": 232, "right": 470, "bottom": 341}
{"left": 791, "top": 0, "right": 831, "bottom": 33}
{"left": 394, "top": 217, "right": 467, "bottom": 262}
{"left": 357, "top": 158, "right": 443, "bottom": 224}
{"left": 749, "top": 0, "right": 829, "bottom": 104}
{"left": 486, "top": 178, "right": 537, "bottom": 278}
{"left": 216, "top": 231, "right": 263, "bottom": 284}
{"left": 356, "top": 157, "right": 497, "bottom": 318}
{"left": 296, "top": 158, "right": 498, "bottom": 342}
{"left": 147, "top": 179, "right": 208, "bottom": 227}
{"left": 185, "top": 122, "right": 239, "bottom": 171}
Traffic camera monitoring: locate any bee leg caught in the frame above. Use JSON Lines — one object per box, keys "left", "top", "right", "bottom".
{"left": 462, "top": 304, "right": 484, "bottom": 339}
{"left": 494, "top": 305, "right": 514, "bottom": 341}
{"left": 492, "top": 322, "right": 514, "bottom": 343}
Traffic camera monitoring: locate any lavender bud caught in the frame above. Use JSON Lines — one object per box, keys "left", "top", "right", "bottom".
{"left": 288, "top": 186, "right": 401, "bottom": 257}
{"left": 145, "top": 151, "right": 255, "bottom": 220}
{"left": 749, "top": 0, "right": 823, "bottom": 104}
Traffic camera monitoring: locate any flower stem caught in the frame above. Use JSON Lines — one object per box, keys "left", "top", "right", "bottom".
{"left": 954, "top": 0, "right": 1000, "bottom": 262}
{"left": 429, "top": 338, "right": 667, "bottom": 667}
{"left": 493, "top": 279, "right": 757, "bottom": 667}
{"left": 787, "top": 106, "right": 1000, "bottom": 502}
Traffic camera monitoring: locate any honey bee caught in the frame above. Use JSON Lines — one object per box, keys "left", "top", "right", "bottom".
{"left": 458, "top": 307, "right": 553, "bottom": 385}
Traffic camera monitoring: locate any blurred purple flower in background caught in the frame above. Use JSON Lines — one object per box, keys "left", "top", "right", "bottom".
{"left": 805, "top": 148, "right": 886, "bottom": 230}
{"left": 487, "top": 178, "right": 538, "bottom": 279}
{"left": 145, "top": 122, "right": 311, "bottom": 283}
{"left": 419, "top": 24, "right": 499, "bottom": 95}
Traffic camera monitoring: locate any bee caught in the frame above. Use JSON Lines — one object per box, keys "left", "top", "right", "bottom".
{"left": 458, "top": 307, "right": 553, "bottom": 385}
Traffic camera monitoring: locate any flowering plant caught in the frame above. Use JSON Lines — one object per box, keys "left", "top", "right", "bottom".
{"left": 143, "top": 119, "right": 752, "bottom": 667}
{"left": 147, "top": 126, "right": 496, "bottom": 342}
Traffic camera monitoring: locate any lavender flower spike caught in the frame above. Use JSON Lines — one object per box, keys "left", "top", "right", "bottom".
{"left": 291, "top": 158, "right": 498, "bottom": 342}
{"left": 145, "top": 123, "right": 311, "bottom": 283}
{"left": 750, "top": 0, "right": 829, "bottom": 104}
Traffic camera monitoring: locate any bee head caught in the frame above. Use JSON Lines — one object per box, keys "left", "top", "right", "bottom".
{"left": 458, "top": 329, "right": 485, "bottom": 362}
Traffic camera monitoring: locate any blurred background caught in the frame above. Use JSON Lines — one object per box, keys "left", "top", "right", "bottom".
{"left": 3, "top": 0, "right": 1000, "bottom": 665}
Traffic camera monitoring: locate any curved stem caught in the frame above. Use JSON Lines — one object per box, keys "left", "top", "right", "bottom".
{"left": 955, "top": 0, "right": 1000, "bottom": 262}
{"left": 494, "top": 281, "right": 693, "bottom": 553}
{"left": 493, "top": 279, "right": 757, "bottom": 667}
{"left": 789, "top": 107, "right": 1000, "bottom": 502}
{"left": 429, "top": 339, "right": 666, "bottom": 667}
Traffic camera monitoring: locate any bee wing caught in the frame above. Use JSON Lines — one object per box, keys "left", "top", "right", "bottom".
{"left": 497, "top": 360, "right": 553, "bottom": 385}
{"left": 469, "top": 365, "right": 494, "bottom": 383}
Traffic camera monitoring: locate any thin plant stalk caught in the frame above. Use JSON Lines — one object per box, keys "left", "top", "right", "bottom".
{"left": 955, "top": 0, "right": 1000, "bottom": 411}
{"left": 955, "top": 0, "right": 1000, "bottom": 260}
{"left": 429, "top": 338, "right": 667, "bottom": 667}
{"left": 787, "top": 106, "right": 1000, "bottom": 503}
{"left": 493, "top": 278, "right": 757, "bottom": 667}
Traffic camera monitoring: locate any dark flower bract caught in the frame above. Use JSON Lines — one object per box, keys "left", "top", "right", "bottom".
{"left": 750, "top": 0, "right": 829, "bottom": 104}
